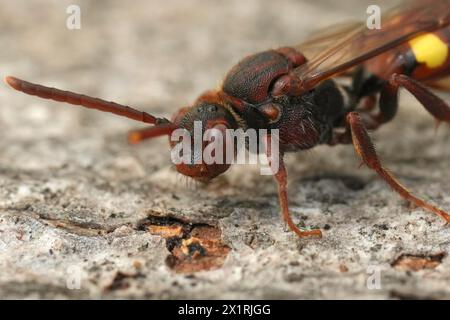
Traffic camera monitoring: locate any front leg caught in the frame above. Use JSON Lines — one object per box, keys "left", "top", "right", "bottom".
{"left": 263, "top": 135, "right": 322, "bottom": 238}
{"left": 346, "top": 112, "right": 450, "bottom": 223}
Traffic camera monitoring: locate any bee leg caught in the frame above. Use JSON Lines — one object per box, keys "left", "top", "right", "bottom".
{"left": 263, "top": 135, "right": 322, "bottom": 238}
{"left": 359, "top": 95, "right": 377, "bottom": 112}
{"left": 353, "top": 80, "right": 399, "bottom": 131}
{"left": 4, "top": 76, "right": 159, "bottom": 124}
{"left": 374, "top": 79, "right": 399, "bottom": 125}
{"left": 346, "top": 111, "right": 450, "bottom": 223}
{"left": 381, "top": 74, "right": 450, "bottom": 129}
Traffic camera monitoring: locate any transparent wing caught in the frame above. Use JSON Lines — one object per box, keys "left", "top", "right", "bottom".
{"left": 297, "top": 21, "right": 363, "bottom": 61}
{"left": 426, "top": 76, "right": 450, "bottom": 91}
{"left": 292, "top": 0, "right": 450, "bottom": 93}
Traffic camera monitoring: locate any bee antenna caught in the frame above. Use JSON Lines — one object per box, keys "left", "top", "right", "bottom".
{"left": 4, "top": 76, "right": 163, "bottom": 125}
{"left": 128, "top": 122, "right": 178, "bottom": 144}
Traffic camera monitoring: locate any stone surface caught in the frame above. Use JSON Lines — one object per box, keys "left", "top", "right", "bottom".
{"left": 1, "top": 0, "right": 450, "bottom": 299}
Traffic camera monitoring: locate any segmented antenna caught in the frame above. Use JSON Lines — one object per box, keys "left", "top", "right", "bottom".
{"left": 4, "top": 76, "right": 158, "bottom": 124}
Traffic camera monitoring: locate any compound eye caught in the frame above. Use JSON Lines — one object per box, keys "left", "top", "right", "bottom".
{"left": 260, "top": 103, "right": 282, "bottom": 123}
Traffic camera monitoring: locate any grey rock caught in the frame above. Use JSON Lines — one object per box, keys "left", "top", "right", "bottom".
{"left": 1, "top": 0, "right": 450, "bottom": 299}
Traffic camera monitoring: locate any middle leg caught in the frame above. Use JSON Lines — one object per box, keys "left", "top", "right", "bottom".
{"left": 368, "top": 73, "right": 450, "bottom": 130}
{"left": 345, "top": 111, "right": 450, "bottom": 223}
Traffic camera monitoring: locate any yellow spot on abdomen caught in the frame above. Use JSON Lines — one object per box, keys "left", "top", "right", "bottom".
{"left": 409, "top": 33, "right": 449, "bottom": 69}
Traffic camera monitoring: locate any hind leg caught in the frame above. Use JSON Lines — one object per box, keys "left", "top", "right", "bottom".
{"left": 350, "top": 73, "right": 450, "bottom": 132}
{"left": 346, "top": 112, "right": 450, "bottom": 223}
{"left": 376, "top": 74, "right": 450, "bottom": 129}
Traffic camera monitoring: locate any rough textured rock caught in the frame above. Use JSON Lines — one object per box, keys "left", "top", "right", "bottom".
{"left": 1, "top": 0, "right": 450, "bottom": 299}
